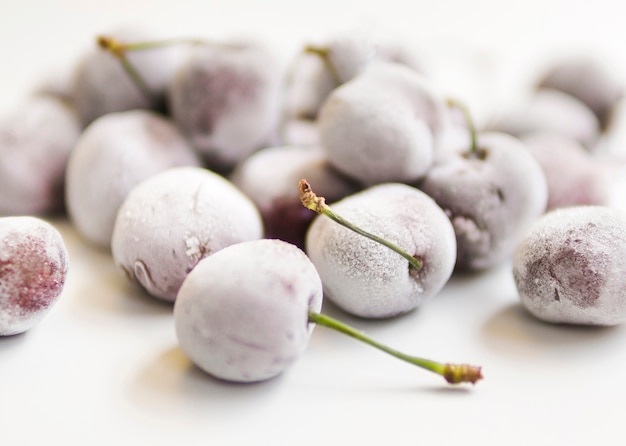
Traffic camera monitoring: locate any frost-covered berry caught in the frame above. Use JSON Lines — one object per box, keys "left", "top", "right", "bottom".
{"left": 65, "top": 109, "right": 201, "bottom": 248}
{"left": 513, "top": 206, "right": 626, "bottom": 326}
{"left": 0, "top": 217, "right": 69, "bottom": 336}
{"left": 0, "top": 96, "right": 80, "bottom": 216}
{"left": 168, "top": 42, "right": 282, "bottom": 171}
{"left": 174, "top": 239, "right": 323, "bottom": 383}
{"left": 318, "top": 61, "right": 445, "bottom": 186}
{"left": 305, "top": 183, "right": 456, "bottom": 318}
{"left": 71, "top": 27, "right": 184, "bottom": 126}
{"left": 419, "top": 131, "right": 548, "bottom": 270}
{"left": 111, "top": 166, "right": 263, "bottom": 302}
{"left": 230, "top": 145, "right": 358, "bottom": 248}
{"left": 521, "top": 132, "right": 610, "bottom": 210}
{"left": 485, "top": 89, "right": 600, "bottom": 149}
{"left": 537, "top": 58, "right": 623, "bottom": 131}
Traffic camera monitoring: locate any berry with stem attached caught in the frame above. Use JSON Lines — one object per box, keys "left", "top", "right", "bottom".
{"left": 419, "top": 100, "right": 548, "bottom": 270}
{"left": 302, "top": 180, "right": 456, "bottom": 318}
{"left": 72, "top": 27, "right": 186, "bottom": 125}
{"left": 174, "top": 239, "right": 482, "bottom": 384}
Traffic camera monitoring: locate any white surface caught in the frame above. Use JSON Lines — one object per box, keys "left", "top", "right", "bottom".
{"left": 2, "top": 1, "right": 626, "bottom": 445}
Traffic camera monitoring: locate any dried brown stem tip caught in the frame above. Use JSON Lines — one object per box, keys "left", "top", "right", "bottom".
{"left": 443, "top": 364, "right": 484, "bottom": 385}
{"left": 97, "top": 36, "right": 125, "bottom": 57}
{"left": 299, "top": 179, "right": 326, "bottom": 213}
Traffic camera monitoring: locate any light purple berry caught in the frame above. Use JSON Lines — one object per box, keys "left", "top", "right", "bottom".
{"left": 306, "top": 183, "right": 456, "bottom": 318}
{"left": 513, "top": 206, "right": 626, "bottom": 326}
{"left": 0, "top": 217, "right": 69, "bottom": 336}
{"left": 112, "top": 166, "right": 263, "bottom": 302}
{"left": 174, "top": 239, "right": 323, "bottom": 382}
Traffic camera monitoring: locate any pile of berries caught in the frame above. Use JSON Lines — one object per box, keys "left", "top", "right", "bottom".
{"left": 3, "top": 26, "right": 626, "bottom": 386}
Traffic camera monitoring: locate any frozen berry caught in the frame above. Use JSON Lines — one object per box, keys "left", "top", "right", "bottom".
{"left": 521, "top": 132, "right": 611, "bottom": 210}
{"left": 65, "top": 109, "right": 201, "bottom": 248}
{"left": 513, "top": 206, "right": 626, "bottom": 326}
{"left": 174, "top": 239, "right": 323, "bottom": 382}
{"left": 230, "top": 145, "right": 358, "bottom": 248}
{"left": 318, "top": 61, "right": 445, "bottom": 186}
{"left": 485, "top": 88, "right": 600, "bottom": 149}
{"left": 537, "top": 57, "right": 623, "bottom": 130}
{"left": 0, "top": 217, "right": 69, "bottom": 335}
{"left": 0, "top": 96, "right": 80, "bottom": 216}
{"left": 111, "top": 166, "right": 263, "bottom": 302}
{"left": 72, "top": 27, "right": 185, "bottom": 126}
{"left": 168, "top": 42, "right": 282, "bottom": 171}
{"left": 305, "top": 183, "right": 456, "bottom": 318}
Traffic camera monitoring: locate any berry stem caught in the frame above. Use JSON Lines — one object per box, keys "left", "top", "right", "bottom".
{"left": 446, "top": 98, "right": 481, "bottom": 157}
{"left": 109, "top": 37, "right": 206, "bottom": 51}
{"left": 97, "top": 35, "right": 244, "bottom": 105}
{"left": 303, "top": 44, "right": 342, "bottom": 85}
{"left": 97, "top": 36, "right": 157, "bottom": 104}
{"left": 299, "top": 179, "right": 423, "bottom": 271}
{"left": 308, "top": 310, "right": 483, "bottom": 385}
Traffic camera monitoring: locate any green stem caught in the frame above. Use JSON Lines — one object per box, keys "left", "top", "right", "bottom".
{"left": 308, "top": 311, "right": 483, "bottom": 385}
{"left": 97, "top": 36, "right": 157, "bottom": 104}
{"left": 298, "top": 179, "right": 423, "bottom": 271}
{"left": 303, "top": 44, "right": 342, "bottom": 86}
{"left": 116, "top": 38, "right": 206, "bottom": 51}
{"left": 96, "top": 36, "right": 243, "bottom": 105}
{"left": 325, "top": 206, "right": 423, "bottom": 271}
{"left": 446, "top": 98, "right": 481, "bottom": 157}
{"left": 117, "top": 54, "right": 156, "bottom": 103}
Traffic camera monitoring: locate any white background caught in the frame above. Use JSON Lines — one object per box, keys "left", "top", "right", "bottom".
{"left": 2, "top": 1, "right": 626, "bottom": 445}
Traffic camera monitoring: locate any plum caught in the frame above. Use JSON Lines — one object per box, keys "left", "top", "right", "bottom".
{"left": 0, "top": 217, "right": 69, "bottom": 336}
{"left": 513, "top": 206, "right": 626, "bottom": 326}
{"left": 111, "top": 166, "right": 263, "bottom": 302}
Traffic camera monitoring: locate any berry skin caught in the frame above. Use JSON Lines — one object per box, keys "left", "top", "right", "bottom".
{"left": 0, "top": 96, "right": 80, "bottom": 216}
{"left": 230, "top": 145, "right": 359, "bottom": 248}
{"left": 513, "top": 206, "right": 626, "bottom": 326}
{"left": 486, "top": 89, "right": 600, "bottom": 149}
{"left": 0, "top": 217, "right": 69, "bottom": 336}
{"left": 537, "top": 58, "right": 624, "bottom": 131}
{"left": 71, "top": 27, "right": 184, "bottom": 126}
{"left": 65, "top": 109, "right": 201, "bottom": 249}
{"left": 521, "top": 132, "right": 611, "bottom": 210}
{"left": 111, "top": 166, "right": 263, "bottom": 302}
{"left": 284, "top": 29, "right": 422, "bottom": 122}
{"left": 174, "top": 239, "right": 323, "bottom": 383}
{"left": 318, "top": 61, "right": 444, "bottom": 186}
{"left": 168, "top": 42, "right": 282, "bottom": 171}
